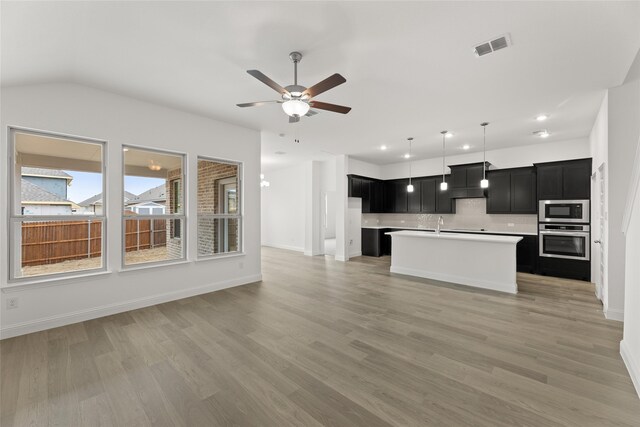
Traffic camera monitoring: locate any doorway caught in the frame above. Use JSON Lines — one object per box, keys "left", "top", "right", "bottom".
{"left": 324, "top": 191, "right": 337, "bottom": 256}
{"left": 594, "top": 163, "right": 606, "bottom": 302}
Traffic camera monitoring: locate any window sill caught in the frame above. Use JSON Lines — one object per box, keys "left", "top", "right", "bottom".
{"left": 2, "top": 270, "right": 112, "bottom": 293}
{"left": 196, "top": 252, "right": 246, "bottom": 262}
{"left": 119, "top": 259, "right": 191, "bottom": 273}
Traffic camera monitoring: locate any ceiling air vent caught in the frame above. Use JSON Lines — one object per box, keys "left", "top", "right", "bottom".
{"left": 474, "top": 34, "right": 511, "bottom": 57}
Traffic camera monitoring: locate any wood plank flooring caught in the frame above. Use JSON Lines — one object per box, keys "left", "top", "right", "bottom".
{"left": 2, "top": 247, "right": 640, "bottom": 426}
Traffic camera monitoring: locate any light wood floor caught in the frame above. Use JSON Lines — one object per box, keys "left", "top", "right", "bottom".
{"left": 2, "top": 247, "right": 640, "bottom": 426}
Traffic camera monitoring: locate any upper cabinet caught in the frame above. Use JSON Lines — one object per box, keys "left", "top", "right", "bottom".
{"left": 449, "top": 162, "right": 491, "bottom": 198}
{"left": 486, "top": 167, "right": 537, "bottom": 214}
{"left": 535, "top": 158, "right": 592, "bottom": 200}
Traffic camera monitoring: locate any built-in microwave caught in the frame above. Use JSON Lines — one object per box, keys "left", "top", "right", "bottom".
{"left": 539, "top": 223, "right": 590, "bottom": 261}
{"left": 539, "top": 200, "right": 589, "bottom": 223}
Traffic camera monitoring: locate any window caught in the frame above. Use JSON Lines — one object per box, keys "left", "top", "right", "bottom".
{"left": 197, "top": 157, "right": 242, "bottom": 257}
{"left": 8, "top": 128, "right": 106, "bottom": 281}
{"left": 123, "top": 146, "right": 185, "bottom": 267}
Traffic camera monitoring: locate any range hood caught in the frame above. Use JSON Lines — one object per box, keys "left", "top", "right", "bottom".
{"left": 448, "top": 162, "right": 491, "bottom": 199}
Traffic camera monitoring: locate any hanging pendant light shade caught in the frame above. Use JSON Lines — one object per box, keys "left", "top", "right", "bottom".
{"left": 480, "top": 122, "right": 489, "bottom": 188}
{"left": 440, "top": 131, "right": 448, "bottom": 191}
{"left": 406, "top": 137, "right": 414, "bottom": 193}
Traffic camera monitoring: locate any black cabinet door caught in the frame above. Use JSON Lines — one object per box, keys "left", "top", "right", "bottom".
{"left": 511, "top": 168, "right": 537, "bottom": 213}
{"left": 537, "top": 165, "right": 563, "bottom": 200}
{"left": 562, "top": 160, "right": 591, "bottom": 199}
{"left": 348, "top": 176, "right": 362, "bottom": 198}
{"left": 466, "top": 164, "right": 485, "bottom": 188}
{"left": 450, "top": 167, "right": 467, "bottom": 189}
{"left": 381, "top": 229, "right": 392, "bottom": 255}
{"left": 361, "top": 228, "right": 380, "bottom": 257}
{"left": 407, "top": 179, "right": 422, "bottom": 213}
{"left": 393, "top": 180, "right": 408, "bottom": 213}
{"left": 420, "top": 178, "right": 437, "bottom": 213}
{"left": 486, "top": 170, "right": 511, "bottom": 213}
{"left": 516, "top": 235, "right": 538, "bottom": 273}
{"left": 383, "top": 181, "right": 394, "bottom": 213}
{"left": 369, "top": 180, "right": 382, "bottom": 213}
{"left": 435, "top": 176, "right": 455, "bottom": 213}
{"left": 361, "top": 179, "right": 371, "bottom": 213}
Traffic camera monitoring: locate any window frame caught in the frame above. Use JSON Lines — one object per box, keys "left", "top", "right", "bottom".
{"left": 7, "top": 126, "right": 108, "bottom": 284}
{"left": 121, "top": 144, "right": 187, "bottom": 270}
{"left": 196, "top": 156, "right": 243, "bottom": 260}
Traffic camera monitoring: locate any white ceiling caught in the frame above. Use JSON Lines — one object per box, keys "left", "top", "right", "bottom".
{"left": 2, "top": 2, "right": 639, "bottom": 171}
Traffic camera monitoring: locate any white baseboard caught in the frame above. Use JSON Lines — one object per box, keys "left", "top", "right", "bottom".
{"left": 335, "top": 255, "right": 347, "bottom": 262}
{"left": 604, "top": 306, "right": 625, "bottom": 322}
{"left": 261, "top": 243, "right": 304, "bottom": 253}
{"left": 348, "top": 251, "right": 362, "bottom": 258}
{"left": 620, "top": 340, "right": 640, "bottom": 399}
{"left": 390, "top": 266, "right": 517, "bottom": 294}
{"left": 0, "top": 274, "right": 262, "bottom": 339}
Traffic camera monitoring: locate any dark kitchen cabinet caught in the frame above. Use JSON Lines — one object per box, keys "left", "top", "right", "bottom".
{"left": 408, "top": 179, "right": 422, "bottom": 213}
{"left": 466, "top": 164, "right": 485, "bottom": 188}
{"left": 435, "top": 176, "right": 455, "bottom": 213}
{"left": 420, "top": 178, "right": 437, "bottom": 213}
{"left": 486, "top": 170, "right": 511, "bottom": 213}
{"left": 348, "top": 175, "right": 362, "bottom": 198}
{"left": 486, "top": 167, "right": 537, "bottom": 214}
{"left": 369, "top": 180, "right": 384, "bottom": 213}
{"left": 391, "top": 180, "right": 408, "bottom": 213}
{"left": 449, "top": 162, "right": 491, "bottom": 198}
{"left": 562, "top": 161, "right": 591, "bottom": 199}
{"left": 516, "top": 235, "right": 538, "bottom": 273}
{"left": 362, "top": 228, "right": 381, "bottom": 257}
{"left": 536, "top": 158, "right": 592, "bottom": 200}
{"left": 451, "top": 167, "right": 468, "bottom": 189}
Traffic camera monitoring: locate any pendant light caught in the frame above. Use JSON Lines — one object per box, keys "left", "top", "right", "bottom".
{"left": 480, "top": 122, "right": 489, "bottom": 188}
{"left": 440, "top": 131, "right": 448, "bottom": 191}
{"left": 406, "top": 137, "right": 414, "bottom": 193}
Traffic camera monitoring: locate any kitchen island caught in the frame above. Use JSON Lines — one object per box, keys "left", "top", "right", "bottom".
{"left": 387, "top": 230, "right": 523, "bottom": 294}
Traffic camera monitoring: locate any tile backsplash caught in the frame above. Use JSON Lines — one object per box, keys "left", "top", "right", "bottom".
{"left": 362, "top": 198, "right": 537, "bottom": 233}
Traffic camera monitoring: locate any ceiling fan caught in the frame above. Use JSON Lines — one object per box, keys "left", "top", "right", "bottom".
{"left": 237, "top": 51, "right": 351, "bottom": 123}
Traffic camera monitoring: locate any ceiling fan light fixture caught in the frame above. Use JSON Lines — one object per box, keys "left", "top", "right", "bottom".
{"left": 282, "top": 99, "right": 310, "bottom": 117}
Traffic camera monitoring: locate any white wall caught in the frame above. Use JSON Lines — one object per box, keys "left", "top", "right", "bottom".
{"left": 622, "top": 161, "right": 640, "bottom": 398}
{"left": 321, "top": 158, "right": 337, "bottom": 240}
{"left": 589, "top": 93, "right": 609, "bottom": 303}
{"left": 347, "top": 198, "right": 362, "bottom": 257}
{"left": 380, "top": 138, "right": 590, "bottom": 180}
{"left": 0, "top": 83, "right": 261, "bottom": 339}
{"left": 261, "top": 163, "right": 306, "bottom": 252}
{"left": 348, "top": 157, "right": 382, "bottom": 179}
{"left": 607, "top": 67, "right": 640, "bottom": 321}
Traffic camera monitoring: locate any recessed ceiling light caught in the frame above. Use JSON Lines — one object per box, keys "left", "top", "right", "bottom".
{"left": 462, "top": 144, "right": 470, "bottom": 150}
{"left": 445, "top": 133, "right": 453, "bottom": 138}
{"left": 533, "top": 130, "right": 550, "bottom": 138}
{"left": 123, "top": 147, "right": 129, "bottom": 152}
{"left": 380, "top": 145, "right": 387, "bottom": 150}
{"left": 536, "top": 114, "right": 549, "bottom": 122}
{"left": 403, "top": 153, "right": 411, "bottom": 159}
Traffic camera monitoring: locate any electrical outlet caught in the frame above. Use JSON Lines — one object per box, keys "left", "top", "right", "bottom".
{"left": 349, "top": 239, "right": 353, "bottom": 245}
{"left": 7, "top": 297, "right": 19, "bottom": 310}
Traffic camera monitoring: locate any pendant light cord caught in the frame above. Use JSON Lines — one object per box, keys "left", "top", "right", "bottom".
{"left": 408, "top": 138, "right": 412, "bottom": 185}
{"left": 441, "top": 131, "right": 447, "bottom": 182}
{"left": 481, "top": 122, "right": 489, "bottom": 179}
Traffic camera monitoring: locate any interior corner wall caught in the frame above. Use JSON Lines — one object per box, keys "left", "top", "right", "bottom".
{"left": 348, "top": 157, "right": 382, "bottom": 179}
{"left": 321, "top": 158, "right": 337, "bottom": 240}
{"left": 0, "top": 83, "right": 262, "bottom": 339}
{"left": 335, "top": 155, "right": 348, "bottom": 261}
{"left": 607, "top": 75, "right": 640, "bottom": 321}
{"left": 261, "top": 163, "right": 307, "bottom": 252}
{"left": 304, "top": 161, "right": 322, "bottom": 256}
{"left": 589, "top": 92, "right": 609, "bottom": 304}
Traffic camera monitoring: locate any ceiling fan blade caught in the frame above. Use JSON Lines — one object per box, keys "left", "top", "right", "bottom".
{"left": 305, "top": 110, "right": 319, "bottom": 117}
{"left": 236, "top": 100, "right": 282, "bottom": 108}
{"left": 309, "top": 101, "right": 351, "bottom": 114}
{"left": 247, "top": 70, "right": 288, "bottom": 95}
{"left": 289, "top": 116, "right": 300, "bottom": 124}
{"left": 303, "top": 73, "right": 346, "bottom": 98}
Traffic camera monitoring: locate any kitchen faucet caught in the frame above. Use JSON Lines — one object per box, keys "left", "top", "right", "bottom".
{"left": 436, "top": 216, "right": 444, "bottom": 234}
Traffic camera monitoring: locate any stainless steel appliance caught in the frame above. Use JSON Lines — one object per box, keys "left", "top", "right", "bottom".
{"left": 539, "top": 200, "right": 589, "bottom": 223}
{"left": 539, "top": 223, "right": 590, "bottom": 261}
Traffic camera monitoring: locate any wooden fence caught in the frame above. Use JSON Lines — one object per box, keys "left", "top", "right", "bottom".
{"left": 21, "top": 219, "right": 166, "bottom": 267}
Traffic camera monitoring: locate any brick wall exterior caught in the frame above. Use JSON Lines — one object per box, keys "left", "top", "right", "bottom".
{"left": 166, "top": 167, "right": 183, "bottom": 259}
{"left": 197, "top": 160, "right": 239, "bottom": 256}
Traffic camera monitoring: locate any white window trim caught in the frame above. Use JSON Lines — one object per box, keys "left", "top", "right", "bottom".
{"left": 196, "top": 156, "right": 243, "bottom": 259}
{"left": 6, "top": 127, "right": 108, "bottom": 285}
{"left": 121, "top": 144, "right": 187, "bottom": 269}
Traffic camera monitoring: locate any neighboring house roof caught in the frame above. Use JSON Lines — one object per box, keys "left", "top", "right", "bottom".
{"left": 21, "top": 179, "right": 71, "bottom": 204}
{"left": 22, "top": 167, "right": 72, "bottom": 181}
{"left": 130, "top": 201, "right": 165, "bottom": 208}
{"left": 133, "top": 184, "right": 167, "bottom": 203}
{"left": 79, "top": 191, "right": 137, "bottom": 206}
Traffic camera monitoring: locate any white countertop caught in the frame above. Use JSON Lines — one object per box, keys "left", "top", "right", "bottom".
{"left": 362, "top": 225, "right": 537, "bottom": 236}
{"left": 386, "top": 230, "right": 523, "bottom": 244}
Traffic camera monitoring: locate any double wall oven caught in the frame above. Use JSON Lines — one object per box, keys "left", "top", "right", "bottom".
{"left": 538, "top": 200, "right": 590, "bottom": 261}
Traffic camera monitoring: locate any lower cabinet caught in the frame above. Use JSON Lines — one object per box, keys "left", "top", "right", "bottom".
{"left": 516, "top": 235, "right": 538, "bottom": 274}
{"left": 362, "top": 228, "right": 382, "bottom": 257}
{"left": 538, "top": 257, "right": 591, "bottom": 281}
